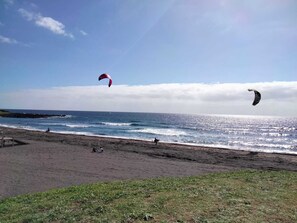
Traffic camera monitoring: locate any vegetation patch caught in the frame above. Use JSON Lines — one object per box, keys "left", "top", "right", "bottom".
{"left": 0, "top": 170, "right": 296, "bottom": 222}
{"left": 0, "top": 110, "right": 65, "bottom": 118}
{"left": 0, "top": 110, "right": 10, "bottom": 115}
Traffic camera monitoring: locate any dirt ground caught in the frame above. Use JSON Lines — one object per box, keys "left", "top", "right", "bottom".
{"left": 1, "top": 127, "right": 296, "bottom": 199}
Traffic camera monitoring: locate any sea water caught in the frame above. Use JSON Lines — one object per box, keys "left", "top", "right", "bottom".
{"left": 0, "top": 109, "right": 296, "bottom": 154}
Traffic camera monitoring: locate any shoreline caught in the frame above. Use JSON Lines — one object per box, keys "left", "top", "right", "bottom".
{"left": 0, "top": 109, "right": 65, "bottom": 118}
{"left": 1, "top": 125, "right": 296, "bottom": 156}
{"left": 1, "top": 126, "right": 297, "bottom": 164}
{"left": 1, "top": 126, "right": 297, "bottom": 199}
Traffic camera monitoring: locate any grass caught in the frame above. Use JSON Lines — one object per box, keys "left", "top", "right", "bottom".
{"left": 0, "top": 170, "right": 296, "bottom": 222}
{"left": 0, "top": 109, "right": 10, "bottom": 115}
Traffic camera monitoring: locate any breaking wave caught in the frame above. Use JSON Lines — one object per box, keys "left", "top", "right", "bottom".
{"left": 129, "top": 128, "right": 187, "bottom": 136}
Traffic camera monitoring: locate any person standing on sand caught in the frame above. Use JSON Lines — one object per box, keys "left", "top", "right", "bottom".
{"left": 154, "top": 138, "right": 159, "bottom": 145}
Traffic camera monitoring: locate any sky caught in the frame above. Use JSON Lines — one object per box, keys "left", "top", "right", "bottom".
{"left": 0, "top": 0, "right": 296, "bottom": 116}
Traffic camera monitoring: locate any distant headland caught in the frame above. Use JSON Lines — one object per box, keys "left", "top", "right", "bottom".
{"left": 0, "top": 109, "right": 66, "bottom": 118}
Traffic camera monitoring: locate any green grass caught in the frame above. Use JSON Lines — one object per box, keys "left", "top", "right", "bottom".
{"left": 0, "top": 170, "right": 296, "bottom": 222}
{"left": 0, "top": 110, "right": 10, "bottom": 115}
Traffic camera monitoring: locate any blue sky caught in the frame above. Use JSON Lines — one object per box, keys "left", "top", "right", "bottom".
{"left": 0, "top": 0, "right": 296, "bottom": 116}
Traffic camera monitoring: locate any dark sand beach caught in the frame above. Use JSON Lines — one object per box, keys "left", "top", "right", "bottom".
{"left": 1, "top": 127, "right": 296, "bottom": 200}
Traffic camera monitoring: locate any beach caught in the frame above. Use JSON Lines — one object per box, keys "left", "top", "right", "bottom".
{"left": 1, "top": 126, "right": 297, "bottom": 200}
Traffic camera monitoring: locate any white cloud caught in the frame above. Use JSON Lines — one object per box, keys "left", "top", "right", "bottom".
{"left": 0, "top": 34, "right": 18, "bottom": 44}
{"left": 80, "top": 30, "right": 88, "bottom": 36}
{"left": 4, "top": 0, "right": 14, "bottom": 4}
{"left": 1, "top": 82, "right": 297, "bottom": 116}
{"left": 0, "top": 34, "right": 30, "bottom": 46}
{"left": 18, "top": 8, "right": 35, "bottom": 21}
{"left": 4, "top": 0, "right": 14, "bottom": 7}
{"left": 18, "top": 8, "right": 74, "bottom": 38}
{"left": 35, "top": 16, "right": 74, "bottom": 38}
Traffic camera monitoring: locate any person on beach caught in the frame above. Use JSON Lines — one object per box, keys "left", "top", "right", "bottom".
{"left": 45, "top": 128, "right": 50, "bottom": 133}
{"left": 154, "top": 137, "right": 159, "bottom": 145}
{"left": 92, "top": 147, "right": 104, "bottom": 153}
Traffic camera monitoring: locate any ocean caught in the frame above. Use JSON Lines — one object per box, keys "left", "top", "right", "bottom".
{"left": 0, "top": 109, "right": 296, "bottom": 154}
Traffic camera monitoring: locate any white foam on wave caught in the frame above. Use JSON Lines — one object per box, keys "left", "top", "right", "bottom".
{"left": 228, "top": 140, "right": 294, "bottom": 150}
{"left": 0, "top": 124, "right": 15, "bottom": 128}
{"left": 0, "top": 124, "right": 43, "bottom": 132}
{"left": 40, "top": 122, "right": 64, "bottom": 126}
{"left": 35, "top": 122, "right": 95, "bottom": 128}
{"left": 129, "top": 128, "right": 187, "bottom": 136}
{"left": 45, "top": 114, "right": 73, "bottom": 119}
{"left": 52, "top": 130, "right": 97, "bottom": 136}
{"left": 65, "top": 124, "right": 95, "bottom": 128}
{"left": 101, "top": 122, "right": 132, "bottom": 126}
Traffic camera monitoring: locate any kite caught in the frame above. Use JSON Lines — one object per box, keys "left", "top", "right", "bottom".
{"left": 98, "top": 73, "right": 112, "bottom": 87}
{"left": 248, "top": 89, "right": 261, "bottom": 106}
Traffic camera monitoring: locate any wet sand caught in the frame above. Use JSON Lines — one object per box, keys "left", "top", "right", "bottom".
{"left": 1, "top": 127, "right": 296, "bottom": 199}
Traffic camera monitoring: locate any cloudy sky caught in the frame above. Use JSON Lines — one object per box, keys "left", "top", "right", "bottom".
{"left": 0, "top": 0, "right": 296, "bottom": 116}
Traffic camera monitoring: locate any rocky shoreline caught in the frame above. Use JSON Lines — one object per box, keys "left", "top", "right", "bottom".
{"left": 0, "top": 109, "right": 65, "bottom": 118}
